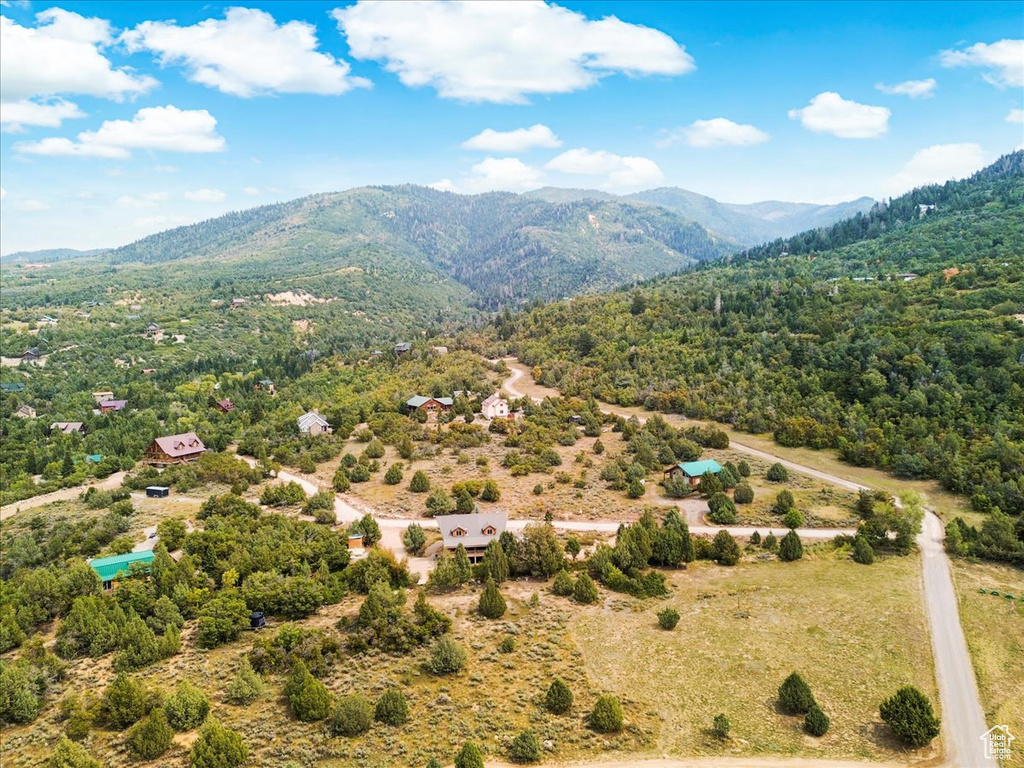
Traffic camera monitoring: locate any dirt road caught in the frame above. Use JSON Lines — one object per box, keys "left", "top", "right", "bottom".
{"left": 0, "top": 471, "right": 127, "bottom": 521}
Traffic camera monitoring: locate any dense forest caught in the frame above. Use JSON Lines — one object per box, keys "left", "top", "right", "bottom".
{"left": 481, "top": 153, "right": 1024, "bottom": 546}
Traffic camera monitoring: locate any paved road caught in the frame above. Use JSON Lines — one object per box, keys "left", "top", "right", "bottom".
{"left": 917, "top": 510, "right": 995, "bottom": 767}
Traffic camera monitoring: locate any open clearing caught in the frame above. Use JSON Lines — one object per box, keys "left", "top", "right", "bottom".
{"left": 951, "top": 561, "right": 1024, "bottom": 768}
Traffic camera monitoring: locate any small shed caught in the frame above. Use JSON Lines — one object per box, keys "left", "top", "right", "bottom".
{"left": 250, "top": 611, "right": 266, "bottom": 630}
{"left": 145, "top": 486, "right": 170, "bottom": 498}
{"left": 347, "top": 533, "right": 366, "bottom": 550}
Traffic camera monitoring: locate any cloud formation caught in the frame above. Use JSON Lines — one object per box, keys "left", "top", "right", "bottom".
{"left": 184, "top": 188, "right": 227, "bottom": 203}
{"left": 875, "top": 78, "right": 937, "bottom": 98}
{"left": 885, "top": 143, "right": 987, "bottom": 196}
{"left": 1, "top": 99, "right": 85, "bottom": 132}
{"left": 659, "top": 117, "right": 770, "bottom": 148}
{"left": 117, "top": 192, "right": 169, "bottom": 209}
{"left": 462, "top": 124, "right": 562, "bottom": 152}
{"left": 121, "top": 8, "right": 370, "bottom": 97}
{"left": 940, "top": 39, "right": 1024, "bottom": 88}
{"left": 333, "top": 0, "right": 693, "bottom": 103}
{"left": 15, "top": 105, "right": 227, "bottom": 158}
{"left": 1006, "top": 109, "right": 1024, "bottom": 124}
{"left": 788, "top": 92, "right": 890, "bottom": 138}
{"left": 545, "top": 147, "right": 663, "bottom": 188}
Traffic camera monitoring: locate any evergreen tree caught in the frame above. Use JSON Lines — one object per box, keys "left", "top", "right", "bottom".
{"left": 572, "top": 573, "right": 599, "bottom": 604}
{"left": 453, "top": 545, "right": 473, "bottom": 582}
{"left": 329, "top": 693, "right": 372, "bottom": 737}
{"left": 190, "top": 719, "right": 248, "bottom": 768}
{"left": 767, "top": 463, "right": 789, "bottom": 482}
{"left": 374, "top": 687, "right": 409, "bottom": 726}
{"left": 712, "top": 713, "right": 730, "bottom": 739}
{"left": 805, "top": 703, "right": 830, "bottom": 736}
{"left": 402, "top": 523, "right": 427, "bottom": 556}
{"left": 48, "top": 736, "right": 101, "bottom": 768}
{"left": 733, "top": 483, "right": 754, "bottom": 504}
{"left": 551, "top": 570, "right": 574, "bottom": 596}
{"left": 480, "top": 479, "right": 501, "bottom": 502}
{"left": 712, "top": 530, "right": 741, "bottom": 566}
{"left": 410, "top": 470, "right": 430, "bottom": 493}
{"left": 384, "top": 464, "right": 403, "bottom": 485}
{"left": 427, "top": 637, "right": 467, "bottom": 675}
{"left": 779, "top": 530, "right": 804, "bottom": 562}
{"left": 852, "top": 535, "right": 875, "bottom": 564}
{"left": 286, "top": 663, "right": 332, "bottom": 722}
{"left": 545, "top": 678, "right": 573, "bottom": 714}
{"left": 778, "top": 672, "right": 815, "bottom": 715}
{"left": 509, "top": 730, "right": 541, "bottom": 763}
{"left": 879, "top": 686, "right": 940, "bottom": 747}
{"left": 589, "top": 694, "right": 624, "bottom": 733}
{"left": 455, "top": 743, "right": 485, "bottom": 768}
{"left": 481, "top": 540, "right": 509, "bottom": 584}
{"left": 164, "top": 680, "right": 209, "bottom": 731}
{"left": 225, "top": 658, "right": 265, "bottom": 705}
{"left": 127, "top": 707, "right": 174, "bottom": 760}
{"left": 455, "top": 489, "right": 475, "bottom": 514}
{"left": 477, "top": 578, "right": 507, "bottom": 619}
{"left": 102, "top": 673, "right": 152, "bottom": 730}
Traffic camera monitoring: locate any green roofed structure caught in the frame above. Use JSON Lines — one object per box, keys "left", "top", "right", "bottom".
{"left": 89, "top": 550, "right": 155, "bottom": 590}
{"left": 664, "top": 459, "right": 723, "bottom": 487}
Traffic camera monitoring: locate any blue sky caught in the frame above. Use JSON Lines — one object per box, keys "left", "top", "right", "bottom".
{"left": 1, "top": 0, "right": 1021, "bottom": 254}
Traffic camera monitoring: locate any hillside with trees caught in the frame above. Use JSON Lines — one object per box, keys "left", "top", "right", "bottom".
{"left": 481, "top": 152, "right": 1024, "bottom": 549}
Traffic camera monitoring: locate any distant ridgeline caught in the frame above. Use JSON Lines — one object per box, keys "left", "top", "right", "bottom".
{"left": 490, "top": 152, "right": 1024, "bottom": 542}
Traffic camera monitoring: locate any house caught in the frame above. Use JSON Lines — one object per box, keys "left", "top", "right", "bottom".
{"left": 215, "top": 399, "right": 235, "bottom": 413}
{"left": 89, "top": 550, "right": 155, "bottom": 591}
{"left": 39, "top": 316, "right": 58, "bottom": 326}
{"left": 1, "top": 383, "right": 26, "bottom": 393}
{"left": 99, "top": 399, "right": 127, "bottom": 414}
{"left": 431, "top": 346, "right": 448, "bottom": 355}
{"left": 480, "top": 392, "right": 510, "bottom": 420}
{"left": 145, "top": 323, "right": 161, "bottom": 337}
{"left": 406, "top": 395, "right": 454, "bottom": 418}
{"left": 255, "top": 379, "right": 276, "bottom": 394}
{"left": 85, "top": 454, "right": 103, "bottom": 464}
{"left": 14, "top": 404, "right": 37, "bottom": 419}
{"left": 142, "top": 368, "right": 156, "bottom": 375}
{"left": 51, "top": 421, "right": 86, "bottom": 436}
{"left": 92, "top": 390, "right": 114, "bottom": 404}
{"left": 230, "top": 298, "right": 247, "bottom": 308}
{"left": 664, "top": 459, "right": 723, "bottom": 486}
{"left": 144, "top": 432, "right": 206, "bottom": 466}
{"left": 297, "top": 410, "right": 332, "bottom": 436}
{"left": 21, "top": 347, "right": 41, "bottom": 363}
{"left": 437, "top": 512, "right": 507, "bottom": 562}
{"left": 394, "top": 341, "right": 412, "bottom": 356}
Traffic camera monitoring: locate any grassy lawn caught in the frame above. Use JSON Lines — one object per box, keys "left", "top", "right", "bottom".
{"left": 951, "top": 560, "right": 1024, "bottom": 768}
{"left": 572, "top": 552, "right": 939, "bottom": 764}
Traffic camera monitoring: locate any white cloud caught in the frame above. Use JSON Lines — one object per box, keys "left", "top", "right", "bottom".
{"left": 462, "top": 124, "right": 562, "bottom": 152}
{"left": 0, "top": 187, "right": 6, "bottom": 201}
{"left": 333, "top": 0, "right": 694, "bottom": 104}
{"left": 545, "top": 147, "right": 663, "bottom": 188}
{"left": 465, "top": 157, "right": 544, "bottom": 192}
{"left": 885, "top": 143, "right": 987, "bottom": 196}
{"left": 428, "top": 179, "right": 457, "bottom": 193}
{"left": 788, "top": 92, "right": 890, "bottom": 139}
{"left": 13, "top": 199, "right": 51, "bottom": 211}
{"left": 659, "top": 117, "right": 770, "bottom": 148}
{"left": 242, "top": 186, "right": 261, "bottom": 195}
{"left": 153, "top": 164, "right": 178, "bottom": 173}
{"left": 940, "top": 39, "right": 1024, "bottom": 88}
{"left": 122, "top": 7, "right": 370, "bottom": 97}
{"left": 0, "top": 10, "right": 156, "bottom": 102}
{"left": 1, "top": 99, "right": 85, "bottom": 132}
{"left": 15, "top": 105, "right": 227, "bottom": 158}
{"left": 117, "top": 192, "right": 169, "bottom": 209}
{"left": 184, "top": 188, "right": 226, "bottom": 203}
{"left": 875, "top": 78, "right": 937, "bottom": 98}
{"left": 1006, "top": 109, "right": 1024, "bottom": 124}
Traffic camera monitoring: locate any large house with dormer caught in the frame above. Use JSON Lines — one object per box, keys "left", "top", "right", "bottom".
{"left": 436, "top": 512, "right": 507, "bottom": 562}
{"left": 144, "top": 432, "right": 206, "bottom": 466}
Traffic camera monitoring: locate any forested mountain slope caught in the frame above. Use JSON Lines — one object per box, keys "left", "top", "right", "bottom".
{"left": 486, "top": 152, "right": 1024, "bottom": 526}
{"left": 98, "top": 185, "right": 731, "bottom": 309}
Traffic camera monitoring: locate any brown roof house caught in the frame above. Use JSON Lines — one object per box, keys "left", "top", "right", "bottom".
{"left": 215, "top": 399, "right": 235, "bottom": 413}
{"left": 51, "top": 421, "right": 86, "bottom": 435}
{"left": 14, "top": 404, "right": 37, "bottom": 419}
{"left": 436, "top": 512, "right": 507, "bottom": 562}
{"left": 144, "top": 432, "right": 206, "bottom": 466}
{"left": 99, "top": 399, "right": 127, "bottom": 414}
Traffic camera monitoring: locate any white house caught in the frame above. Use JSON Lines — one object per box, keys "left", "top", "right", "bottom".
{"left": 297, "top": 410, "right": 332, "bottom": 436}
{"left": 480, "top": 392, "right": 510, "bottom": 420}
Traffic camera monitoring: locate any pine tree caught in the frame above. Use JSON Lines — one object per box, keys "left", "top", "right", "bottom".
{"left": 410, "top": 470, "right": 430, "bottom": 493}
{"left": 589, "top": 694, "right": 624, "bottom": 733}
{"left": 477, "top": 578, "right": 507, "bottom": 619}
{"left": 852, "top": 535, "right": 875, "bottom": 564}
{"left": 329, "top": 693, "right": 372, "bottom": 736}
{"left": 374, "top": 687, "right": 409, "bottom": 726}
{"left": 572, "top": 573, "right": 599, "bottom": 604}
{"left": 778, "top": 672, "right": 815, "bottom": 715}
{"left": 127, "top": 707, "right": 174, "bottom": 760}
{"left": 545, "top": 679, "right": 573, "bottom": 714}
{"left": 190, "top": 719, "right": 248, "bottom": 768}
{"left": 805, "top": 703, "right": 830, "bottom": 736}
{"left": 225, "top": 658, "right": 265, "bottom": 705}
{"left": 779, "top": 530, "right": 804, "bottom": 562}
{"left": 455, "top": 743, "right": 485, "bottom": 768}
{"left": 509, "top": 729, "right": 541, "bottom": 763}
{"left": 481, "top": 539, "right": 509, "bottom": 583}
{"left": 880, "top": 686, "right": 940, "bottom": 747}
{"left": 384, "top": 464, "right": 403, "bottom": 485}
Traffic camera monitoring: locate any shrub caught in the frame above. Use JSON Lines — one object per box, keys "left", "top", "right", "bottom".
{"left": 551, "top": 570, "right": 574, "bottom": 596}
{"left": 852, "top": 535, "right": 875, "bottom": 564}
{"left": 427, "top": 637, "right": 467, "bottom": 675}
{"left": 499, "top": 636, "right": 515, "bottom": 653}
{"left": 384, "top": 464, "right": 403, "bottom": 485}
{"left": 879, "top": 686, "right": 940, "bottom": 747}
{"left": 409, "top": 471, "right": 430, "bottom": 493}
{"left": 657, "top": 608, "right": 680, "bottom": 630}
{"left": 351, "top": 514, "right": 382, "bottom": 547}
{"left": 733, "top": 483, "right": 754, "bottom": 504}
{"left": 164, "top": 680, "right": 209, "bottom": 731}
{"left": 364, "top": 439, "right": 385, "bottom": 459}
{"left": 778, "top": 530, "right": 804, "bottom": 562}
{"left": 190, "top": 719, "right": 248, "bottom": 768}
{"left": 0, "top": 662, "right": 41, "bottom": 724}
{"left": 127, "top": 707, "right": 173, "bottom": 760}
{"left": 332, "top": 468, "right": 351, "bottom": 493}
{"left": 403, "top": 523, "right": 427, "bottom": 556}
{"left": 773, "top": 490, "right": 795, "bottom": 514}
{"left": 712, "top": 530, "right": 741, "bottom": 566}
{"left": 545, "top": 679, "right": 573, "bottom": 714}
{"left": 348, "top": 464, "right": 371, "bottom": 483}
{"left": 626, "top": 478, "right": 645, "bottom": 499}
{"left": 375, "top": 688, "right": 409, "bottom": 726}
{"left": 712, "top": 713, "right": 730, "bottom": 739}
{"left": 455, "top": 743, "right": 485, "bottom": 768}
{"left": 750, "top": 531, "right": 762, "bottom": 546}
{"left": 509, "top": 730, "right": 541, "bottom": 763}
{"left": 225, "top": 658, "right": 264, "bottom": 705}
{"left": 572, "top": 573, "right": 599, "bottom": 604}
{"left": 49, "top": 736, "right": 101, "bottom": 768}
{"left": 425, "top": 488, "right": 455, "bottom": 517}
{"left": 707, "top": 492, "right": 738, "bottom": 524}
{"left": 330, "top": 693, "right": 372, "bottom": 736}
{"left": 782, "top": 509, "right": 804, "bottom": 529}
{"left": 778, "top": 672, "right": 815, "bottom": 715}
{"left": 763, "top": 532, "right": 777, "bottom": 551}
{"left": 766, "top": 463, "right": 789, "bottom": 482}
{"left": 480, "top": 479, "right": 501, "bottom": 502}
{"left": 478, "top": 579, "right": 507, "bottom": 619}
{"left": 805, "top": 703, "right": 830, "bottom": 736}
{"left": 737, "top": 460, "right": 751, "bottom": 477}
{"left": 589, "top": 694, "right": 624, "bottom": 733}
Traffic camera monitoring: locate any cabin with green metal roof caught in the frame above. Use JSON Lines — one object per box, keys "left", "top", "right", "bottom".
{"left": 89, "top": 550, "right": 155, "bottom": 590}
{"left": 664, "top": 459, "right": 723, "bottom": 486}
